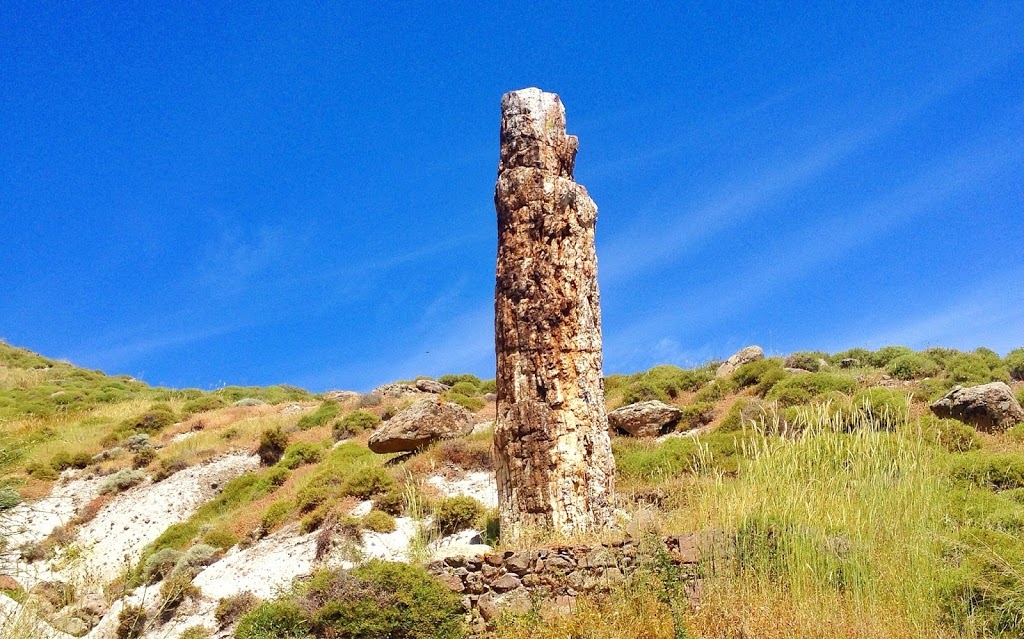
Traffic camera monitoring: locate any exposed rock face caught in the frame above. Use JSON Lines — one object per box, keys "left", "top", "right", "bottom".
{"left": 368, "top": 398, "right": 474, "bottom": 453}
{"left": 493, "top": 88, "right": 616, "bottom": 540}
{"left": 608, "top": 401, "right": 683, "bottom": 437}
{"left": 930, "top": 382, "right": 1024, "bottom": 432}
{"left": 716, "top": 345, "right": 765, "bottom": 378}
{"left": 371, "top": 382, "right": 419, "bottom": 399}
{"left": 415, "top": 379, "right": 449, "bottom": 394}
{"left": 324, "top": 390, "right": 359, "bottom": 402}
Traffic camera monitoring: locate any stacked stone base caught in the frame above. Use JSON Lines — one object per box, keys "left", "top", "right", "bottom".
{"left": 427, "top": 534, "right": 708, "bottom": 631}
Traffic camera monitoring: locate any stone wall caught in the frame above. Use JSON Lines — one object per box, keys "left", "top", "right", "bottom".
{"left": 427, "top": 533, "right": 708, "bottom": 628}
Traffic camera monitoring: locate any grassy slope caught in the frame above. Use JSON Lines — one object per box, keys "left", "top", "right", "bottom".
{"left": 2, "top": 341, "right": 1024, "bottom": 638}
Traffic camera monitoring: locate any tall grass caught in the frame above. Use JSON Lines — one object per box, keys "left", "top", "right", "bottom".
{"left": 687, "top": 403, "right": 952, "bottom": 638}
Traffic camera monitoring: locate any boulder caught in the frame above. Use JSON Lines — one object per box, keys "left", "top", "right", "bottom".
{"left": 324, "top": 390, "right": 359, "bottom": 402}
{"left": 368, "top": 398, "right": 474, "bottom": 453}
{"left": 716, "top": 346, "right": 764, "bottom": 378}
{"left": 608, "top": 401, "right": 682, "bottom": 438}
{"left": 840, "top": 358, "right": 861, "bottom": 368}
{"left": 415, "top": 379, "right": 449, "bottom": 394}
{"left": 372, "top": 383, "right": 420, "bottom": 399}
{"left": 930, "top": 382, "right": 1024, "bottom": 432}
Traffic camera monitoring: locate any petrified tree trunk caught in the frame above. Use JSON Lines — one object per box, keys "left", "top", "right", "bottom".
{"left": 493, "top": 88, "right": 616, "bottom": 540}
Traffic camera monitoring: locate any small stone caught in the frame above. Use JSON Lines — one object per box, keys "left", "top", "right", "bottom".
{"left": 504, "top": 552, "right": 532, "bottom": 574}
{"left": 438, "top": 573, "right": 465, "bottom": 593}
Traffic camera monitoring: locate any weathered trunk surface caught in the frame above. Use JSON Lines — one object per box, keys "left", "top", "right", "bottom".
{"left": 493, "top": 88, "right": 616, "bottom": 540}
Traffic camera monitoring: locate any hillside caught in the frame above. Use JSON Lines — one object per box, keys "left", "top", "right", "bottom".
{"left": 1, "top": 340, "right": 1023, "bottom": 638}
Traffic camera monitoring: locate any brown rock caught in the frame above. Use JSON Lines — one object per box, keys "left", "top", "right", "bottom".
{"left": 930, "top": 382, "right": 1024, "bottom": 432}
{"left": 504, "top": 552, "right": 533, "bottom": 575}
{"left": 716, "top": 346, "right": 765, "bottom": 378}
{"left": 437, "top": 573, "right": 465, "bottom": 593}
{"left": 415, "top": 379, "right": 449, "bottom": 394}
{"left": 607, "top": 400, "right": 682, "bottom": 437}
{"left": 491, "top": 573, "right": 522, "bottom": 593}
{"left": 493, "top": 87, "right": 616, "bottom": 541}
{"left": 367, "top": 398, "right": 473, "bottom": 453}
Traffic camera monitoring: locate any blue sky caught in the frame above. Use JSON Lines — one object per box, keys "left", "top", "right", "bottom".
{"left": 1, "top": 1, "right": 1022, "bottom": 391}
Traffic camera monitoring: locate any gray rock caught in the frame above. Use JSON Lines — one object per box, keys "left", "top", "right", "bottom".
{"left": 491, "top": 573, "right": 522, "bottom": 593}
{"left": 716, "top": 345, "right": 765, "bottom": 378}
{"left": 607, "top": 400, "right": 682, "bottom": 438}
{"left": 324, "top": 390, "right": 360, "bottom": 402}
{"left": 367, "top": 398, "right": 474, "bottom": 453}
{"left": 415, "top": 379, "right": 449, "bottom": 394}
{"left": 930, "top": 382, "right": 1024, "bottom": 432}
{"left": 840, "top": 358, "right": 861, "bottom": 368}
{"left": 371, "top": 383, "right": 420, "bottom": 398}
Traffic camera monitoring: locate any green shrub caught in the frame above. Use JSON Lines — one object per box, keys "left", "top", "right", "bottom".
{"left": 333, "top": 410, "right": 381, "bottom": 440}
{"left": 216, "top": 591, "right": 259, "bottom": 628}
{"left": 766, "top": 373, "right": 857, "bottom": 407}
{"left": 296, "top": 485, "right": 330, "bottom": 513}
{"left": 619, "top": 364, "right": 711, "bottom": 405}
{"left": 50, "top": 450, "right": 93, "bottom": 471}
{"left": 1005, "top": 348, "right": 1024, "bottom": 381}
{"left": 939, "top": 526, "right": 1024, "bottom": 635}
{"left": 117, "top": 604, "right": 148, "bottom": 639}
{"left": 437, "top": 373, "right": 482, "bottom": 388}
{"left": 132, "top": 447, "right": 157, "bottom": 469}
{"left": 442, "top": 392, "right": 484, "bottom": 412}
{"left": 257, "top": 426, "right": 289, "bottom": 465}
{"left": 952, "top": 453, "right": 1024, "bottom": 491}
{"left": 299, "top": 561, "right": 465, "bottom": 639}
{"left": 614, "top": 431, "right": 753, "bottom": 481}
{"left": 478, "top": 379, "right": 497, "bottom": 394}
{"left": 143, "top": 548, "right": 185, "bottom": 583}
{"left": 949, "top": 353, "right": 1009, "bottom": 385}
{"left": 886, "top": 353, "right": 940, "bottom": 380}
{"left": 373, "top": 488, "right": 404, "bottom": 516}
{"left": 264, "top": 465, "right": 291, "bottom": 487}
{"left": 0, "top": 486, "right": 22, "bottom": 510}
{"left": 923, "top": 418, "right": 981, "bottom": 453}
{"left": 783, "top": 352, "right": 823, "bottom": 372}
{"left": 849, "top": 387, "right": 908, "bottom": 430}
{"left": 201, "top": 527, "right": 239, "bottom": 552}
{"left": 26, "top": 461, "right": 59, "bottom": 480}
{"left": 181, "top": 543, "right": 219, "bottom": 571}
{"left": 362, "top": 510, "right": 397, "bottom": 533}
{"left": 180, "top": 626, "right": 212, "bottom": 639}
{"left": 297, "top": 401, "right": 341, "bottom": 431}
{"left": 830, "top": 348, "right": 872, "bottom": 367}
{"left": 1017, "top": 387, "right": 1024, "bottom": 408}
{"left": 235, "top": 601, "right": 311, "bottom": 639}
{"left": 124, "top": 407, "right": 176, "bottom": 433}
{"left": 343, "top": 467, "right": 397, "bottom": 499}
{"left": 261, "top": 500, "right": 294, "bottom": 533}
{"left": 280, "top": 442, "right": 324, "bottom": 469}
{"left": 182, "top": 395, "right": 227, "bottom": 417}
{"left": 159, "top": 572, "right": 199, "bottom": 612}
{"left": 449, "top": 381, "right": 480, "bottom": 396}
{"left": 732, "top": 359, "right": 787, "bottom": 395}
{"left": 100, "top": 469, "right": 146, "bottom": 495}
{"left": 868, "top": 346, "right": 914, "bottom": 368}
{"left": 620, "top": 379, "right": 668, "bottom": 404}
{"left": 693, "top": 378, "right": 738, "bottom": 404}
{"left": 434, "top": 496, "right": 483, "bottom": 536}
{"left": 678, "top": 402, "right": 715, "bottom": 431}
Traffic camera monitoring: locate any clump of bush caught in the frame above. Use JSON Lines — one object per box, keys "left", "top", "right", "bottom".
{"left": 215, "top": 591, "right": 259, "bottom": 628}
{"left": 886, "top": 353, "right": 940, "bottom": 380}
{"left": 234, "top": 600, "right": 309, "bottom": 639}
{"left": 619, "top": 364, "right": 711, "bottom": 405}
{"left": 116, "top": 604, "right": 148, "bottom": 639}
{"left": 261, "top": 500, "right": 294, "bottom": 534}
{"left": 201, "top": 526, "right": 239, "bottom": 552}
{"left": 923, "top": 417, "right": 981, "bottom": 453}
{"left": 732, "top": 359, "right": 787, "bottom": 395}
{"left": 442, "top": 390, "right": 485, "bottom": 412}
{"left": 952, "top": 453, "right": 1024, "bottom": 491}
{"left": 784, "top": 352, "right": 827, "bottom": 372}
{"left": 235, "top": 561, "right": 465, "bottom": 639}
{"left": 434, "top": 496, "right": 483, "bottom": 536}
{"left": 343, "top": 466, "right": 397, "bottom": 499}
{"left": 0, "top": 485, "right": 22, "bottom": 510}
{"left": 438, "top": 373, "right": 482, "bottom": 388}
{"left": 766, "top": 373, "right": 857, "bottom": 407}
{"left": 948, "top": 351, "right": 1010, "bottom": 385}
{"left": 1005, "top": 347, "right": 1024, "bottom": 381}
{"left": 143, "top": 547, "right": 185, "bottom": 582}
{"left": 257, "top": 426, "right": 289, "bottom": 465}
{"left": 373, "top": 488, "right": 405, "bottom": 516}
{"left": 849, "top": 387, "right": 909, "bottom": 430}
{"left": 279, "top": 442, "right": 324, "bottom": 469}
{"left": 124, "top": 405, "right": 177, "bottom": 433}
{"left": 298, "top": 401, "right": 341, "bottom": 430}
{"left": 692, "top": 378, "right": 738, "bottom": 404}
{"left": 867, "top": 346, "right": 915, "bottom": 368}
{"left": 182, "top": 395, "right": 227, "bottom": 417}
{"left": 333, "top": 410, "right": 380, "bottom": 440}
{"left": 158, "top": 571, "right": 199, "bottom": 614}
{"left": 50, "top": 450, "right": 93, "bottom": 471}
{"left": 100, "top": 469, "right": 146, "bottom": 495}
{"left": 678, "top": 402, "right": 716, "bottom": 431}
{"left": 362, "top": 509, "right": 397, "bottom": 533}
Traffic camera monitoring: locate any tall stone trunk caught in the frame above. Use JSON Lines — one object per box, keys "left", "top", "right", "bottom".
{"left": 493, "top": 88, "right": 616, "bottom": 540}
